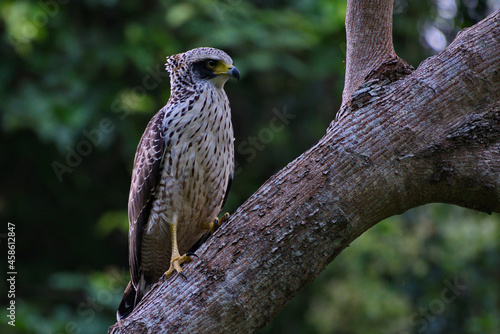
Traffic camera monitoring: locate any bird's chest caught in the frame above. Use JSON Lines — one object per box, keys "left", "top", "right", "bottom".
{"left": 169, "top": 108, "right": 231, "bottom": 189}
{"left": 155, "top": 91, "right": 233, "bottom": 227}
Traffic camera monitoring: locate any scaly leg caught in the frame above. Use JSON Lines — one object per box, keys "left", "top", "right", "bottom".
{"left": 162, "top": 223, "right": 192, "bottom": 280}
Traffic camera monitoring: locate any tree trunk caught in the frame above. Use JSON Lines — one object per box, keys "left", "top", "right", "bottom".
{"left": 109, "top": 3, "right": 500, "bottom": 333}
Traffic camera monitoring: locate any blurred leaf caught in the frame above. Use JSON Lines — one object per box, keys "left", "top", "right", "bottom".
{"left": 96, "top": 210, "right": 128, "bottom": 236}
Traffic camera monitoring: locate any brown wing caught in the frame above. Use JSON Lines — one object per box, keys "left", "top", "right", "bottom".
{"left": 128, "top": 108, "right": 167, "bottom": 287}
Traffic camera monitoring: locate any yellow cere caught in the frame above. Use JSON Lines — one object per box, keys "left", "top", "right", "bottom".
{"left": 212, "top": 61, "right": 233, "bottom": 75}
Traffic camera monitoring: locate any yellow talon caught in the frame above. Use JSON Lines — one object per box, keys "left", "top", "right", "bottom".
{"left": 162, "top": 254, "right": 192, "bottom": 280}
{"left": 220, "top": 212, "right": 230, "bottom": 224}
{"left": 204, "top": 212, "right": 230, "bottom": 234}
{"left": 161, "top": 222, "right": 192, "bottom": 281}
{"left": 210, "top": 217, "right": 219, "bottom": 234}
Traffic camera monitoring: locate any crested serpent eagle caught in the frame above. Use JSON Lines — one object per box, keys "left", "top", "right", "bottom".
{"left": 117, "top": 47, "right": 239, "bottom": 320}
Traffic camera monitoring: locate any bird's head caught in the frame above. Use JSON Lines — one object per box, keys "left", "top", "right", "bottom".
{"left": 166, "top": 47, "right": 239, "bottom": 89}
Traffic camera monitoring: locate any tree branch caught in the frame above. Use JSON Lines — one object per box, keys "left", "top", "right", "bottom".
{"left": 109, "top": 7, "right": 500, "bottom": 334}
{"left": 342, "top": 0, "right": 397, "bottom": 106}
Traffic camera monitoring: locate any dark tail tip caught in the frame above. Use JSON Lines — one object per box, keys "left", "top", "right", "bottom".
{"left": 117, "top": 281, "right": 136, "bottom": 320}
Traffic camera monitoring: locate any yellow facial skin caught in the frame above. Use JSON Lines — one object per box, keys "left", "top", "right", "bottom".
{"left": 209, "top": 60, "right": 240, "bottom": 79}
{"left": 205, "top": 60, "right": 240, "bottom": 88}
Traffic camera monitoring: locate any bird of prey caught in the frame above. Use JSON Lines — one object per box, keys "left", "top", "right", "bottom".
{"left": 117, "top": 47, "right": 239, "bottom": 320}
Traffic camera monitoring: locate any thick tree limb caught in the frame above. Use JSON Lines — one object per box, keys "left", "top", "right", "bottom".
{"left": 109, "top": 7, "right": 500, "bottom": 334}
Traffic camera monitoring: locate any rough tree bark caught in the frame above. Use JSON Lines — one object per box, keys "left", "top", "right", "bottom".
{"left": 109, "top": 2, "right": 500, "bottom": 333}
{"left": 343, "top": 0, "right": 396, "bottom": 106}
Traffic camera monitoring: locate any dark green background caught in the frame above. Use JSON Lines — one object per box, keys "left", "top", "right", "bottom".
{"left": 1, "top": 0, "right": 498, "bottom": 333}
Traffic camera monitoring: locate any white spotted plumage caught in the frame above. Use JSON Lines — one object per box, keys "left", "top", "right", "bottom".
{"left": 117, "top": 47, "right": 237, "bottom": 320}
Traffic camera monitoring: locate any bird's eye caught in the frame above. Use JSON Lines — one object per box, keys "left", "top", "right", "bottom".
{"left": 206, "top": 60, "right": 217, "bottom": 69}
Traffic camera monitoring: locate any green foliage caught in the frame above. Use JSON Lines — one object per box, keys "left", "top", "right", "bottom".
{"left": 0, "top": 0, "right": 498, "bottom": 333}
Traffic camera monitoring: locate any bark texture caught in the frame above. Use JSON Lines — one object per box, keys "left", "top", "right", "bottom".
{"left": 109, "top": 7, "right": 500, "bottom": 334}
{"left": 342, "top": 0, "right": 397, "bottom": 106}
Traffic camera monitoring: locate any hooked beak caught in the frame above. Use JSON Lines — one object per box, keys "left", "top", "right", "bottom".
{"left": 214, "top": 62, "right": 240, "bottom": 81}
{"left": 226, "top": 66, "right": 240, "bottom": 81}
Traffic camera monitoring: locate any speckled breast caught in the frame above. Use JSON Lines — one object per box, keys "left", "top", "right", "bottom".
{"left": 156, "top": 85, "right": 234, "bottom": 256}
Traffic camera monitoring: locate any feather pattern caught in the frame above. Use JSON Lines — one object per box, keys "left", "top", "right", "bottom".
{"left": 117, "top": 47, "right": 237, "bottom": 320}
